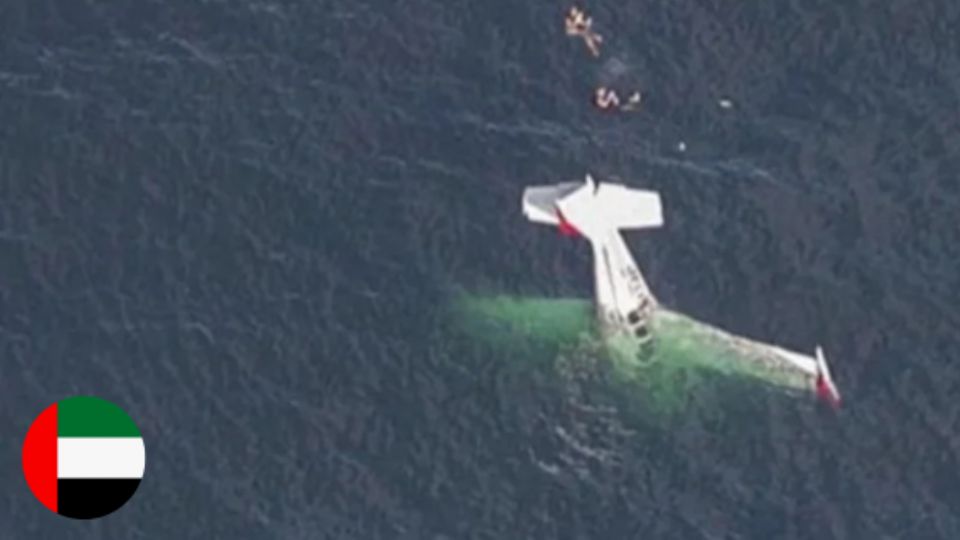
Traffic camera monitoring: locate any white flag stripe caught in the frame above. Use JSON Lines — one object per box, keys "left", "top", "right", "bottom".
{"left": 58, "top": 438, "right": 145, "bottom": 479}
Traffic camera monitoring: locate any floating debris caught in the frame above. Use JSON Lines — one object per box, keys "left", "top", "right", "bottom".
{"left": 621, "top": 91, "right": 642, "bottom": 111}
{"left": 677, "top": 141, "right": 687, "bottom": 152}
{"left": 718, "top": 98, "right": 733, "bottom": 109}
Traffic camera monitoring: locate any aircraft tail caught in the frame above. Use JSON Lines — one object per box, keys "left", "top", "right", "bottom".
{"left": 522, "top": 175, "right": 663, "bottom": 240}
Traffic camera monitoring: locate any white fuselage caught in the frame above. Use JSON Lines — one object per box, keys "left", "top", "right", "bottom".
{"left": 585, "top": 227, "right": 830, "bottom": 390}
{"left": 589, "top": 228, "right": 657, "bottom": 339}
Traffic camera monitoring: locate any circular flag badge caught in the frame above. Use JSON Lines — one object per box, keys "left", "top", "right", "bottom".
{"left": 22, "top": 396, "right": 145, "bottom": 519}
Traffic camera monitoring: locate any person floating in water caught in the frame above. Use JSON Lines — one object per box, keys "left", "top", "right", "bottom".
{"left": 565, "top": 6, "right": 588, "bottom": 34}
{"left": 595, "top": 87, "right": 642, "bottom": 112}
{"left": 565, "top": 6, "right": 603, "bottom": 57}
{"left": 595, "top": 86, "right": 620, "bottom": 109}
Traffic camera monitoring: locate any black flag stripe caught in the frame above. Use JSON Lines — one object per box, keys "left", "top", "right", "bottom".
{"left": 57, "top": 479, "right": 142, "bottom": 519}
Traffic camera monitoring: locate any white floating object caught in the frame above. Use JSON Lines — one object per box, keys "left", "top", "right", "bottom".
{"left": 677, "top": 141, "right": 687, "bottom": 152}
{"left": 718, "top": 98, "right": 733, "bottom": 109}
{"left": 513, "top": 174, "right": 839, "bottom": 406}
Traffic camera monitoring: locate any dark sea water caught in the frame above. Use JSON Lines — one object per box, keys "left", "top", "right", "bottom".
{"left": 3, "top": 0, "right": 960, "bottom": 538}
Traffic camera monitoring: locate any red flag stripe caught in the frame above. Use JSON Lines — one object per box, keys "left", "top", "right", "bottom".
{"left": 22, "top": 403, "right": 58, "bottom": 512}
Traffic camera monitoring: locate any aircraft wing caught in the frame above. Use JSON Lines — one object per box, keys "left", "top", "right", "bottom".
{"left": 450, "top": 293, "right": 838, "bottom": 408}
{"left": 647, "top": 309, "right": 820, "bottom": 396}
{"left": 451, "top": 294, "right": 594, "bottom": 349}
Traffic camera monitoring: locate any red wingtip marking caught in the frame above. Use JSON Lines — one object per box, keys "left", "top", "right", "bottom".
{"left": 816, "top": 376, "right": 841, "bottom": 410}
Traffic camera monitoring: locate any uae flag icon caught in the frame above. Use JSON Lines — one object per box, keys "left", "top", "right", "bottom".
{"left": 22, "top": 396, "right": 145, "bottom": 519}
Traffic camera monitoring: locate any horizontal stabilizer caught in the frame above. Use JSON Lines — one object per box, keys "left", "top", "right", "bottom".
{"left": 522, "top": 182, "right": 582, "bottom": 225}
{"left": 572, "top": 182, "right": 663, "bottom": 232}
{"left": 522, "top": 175, "right": 662, "bottom": 239}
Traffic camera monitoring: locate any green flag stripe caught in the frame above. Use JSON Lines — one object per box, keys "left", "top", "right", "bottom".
{"left": 57, "top": 397, "right": 141, "bottom": 438}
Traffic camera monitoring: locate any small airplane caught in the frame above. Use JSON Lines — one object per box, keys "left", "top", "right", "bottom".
{"left": 457, "top": 174, "right": 841, "bottom": 410}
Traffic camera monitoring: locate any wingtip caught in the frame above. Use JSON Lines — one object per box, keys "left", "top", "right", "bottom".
{"left": 814, "top": 345, "right": 842, "bottom": 409}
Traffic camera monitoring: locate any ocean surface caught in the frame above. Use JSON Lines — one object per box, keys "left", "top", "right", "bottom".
{"left": 2, "top": 0, "right": 960, "bottom": 538}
